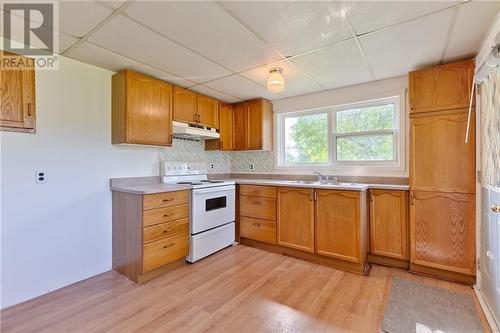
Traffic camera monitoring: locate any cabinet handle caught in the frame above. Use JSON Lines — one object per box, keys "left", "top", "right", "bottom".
{"left": 27, "top": 103, "right": 32, "bottom": 116}
{"left": 163, "top": 228, "right": 174, "bottom": 233}
{"left": 162, "top": 198, "right": 174, "bottom": 202}
{"left": 309, "top": 192, "right": 313, "bottom": 201}
{"left": 314, "top": 191, "right": 317, "bottom": 201}
{"left": 163, "top": 213, "right": 174, "bottom": 217}
{"left": 163, "top": 243, "right": 174, "bottom": 249}
{"left": 410, "top": 192, "right": 415, "bottom": 206}
{"left": 491, "top": 204, "right": 500, "bottom": 213}
{"left": 252, "top": 223, "right": 260, "bottom": 227}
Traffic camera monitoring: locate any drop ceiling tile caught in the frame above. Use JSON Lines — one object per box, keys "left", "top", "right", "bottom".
{"left": 97, "top": 0, "right": 127, "bottom": 11}
{"left": 360, "top": 8, "right": 455, "bottom": 80}
{"left": 189, "top": 85, "right": 243, "bottom": 104}
{"left": 344, "top": 1, "right": 457, "bottom": 35}
{"left": 59, "top": 32, "right": 79, "bottom": 54}
{"left": 67, "top": 41, "right": 194, "bottom": 87}
{"left": 241, "top": 60, "right": 323, "bottom": 98}
{"left": 444, "top": 0, "right": 500, "bottom": 62}
{"left": 218, "top": 1, "right": 352, "bottom": 56}
{"left": 124, "top": 1, "right": 282, "bottom": 72}
{"left": 290, "top": 39, "right": 373, "bottom": 90}
{"left": 204, "top": 74, "right": 281, "bottom": 100}
{"left": 58, "top": 1, "right": 113, "bottom": 37}
{"left": 88, "top": 14, "right": 231, "bottom": 83}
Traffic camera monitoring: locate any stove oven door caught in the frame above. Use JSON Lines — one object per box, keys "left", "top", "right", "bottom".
{"left": 191, "top": 185, "right": 235, "bottom": 234}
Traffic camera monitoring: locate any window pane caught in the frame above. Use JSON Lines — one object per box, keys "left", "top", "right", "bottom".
{"left": 336, "top": 134, "right": 394, "bottom": 161}
{"left": 336, "top": 103, "right": 394, "bottom": 133}
{"left": 284, "top": 113, "right": 328, "bottom": 164}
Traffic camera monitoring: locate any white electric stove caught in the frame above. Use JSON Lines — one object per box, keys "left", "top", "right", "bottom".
{"left": 161, "top": 162, "right": 235, "bottom": 263}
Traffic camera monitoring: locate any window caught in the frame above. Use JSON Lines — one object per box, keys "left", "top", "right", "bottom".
{"left": 278, "top": 97, "right": 402, "bottom": 169}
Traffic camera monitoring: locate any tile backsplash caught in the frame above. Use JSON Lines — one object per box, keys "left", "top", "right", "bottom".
{"left": 159, "top": 138, "right": 274, "bottom": 173}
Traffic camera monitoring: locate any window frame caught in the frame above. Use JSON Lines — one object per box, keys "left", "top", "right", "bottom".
{"left": 276, "top": 96, "right": 403, "bottom": 171}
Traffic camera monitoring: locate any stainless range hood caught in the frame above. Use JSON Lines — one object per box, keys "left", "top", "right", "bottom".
{"left": 172, "top": 121, "right": 220, "bottom": 140}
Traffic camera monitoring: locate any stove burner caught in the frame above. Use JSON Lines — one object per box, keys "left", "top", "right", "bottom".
{"left": 200, "top": 180, "right": 225, "bottom": 183}
{"left": 177, "top": 181, "right": 203, "bottom": 185}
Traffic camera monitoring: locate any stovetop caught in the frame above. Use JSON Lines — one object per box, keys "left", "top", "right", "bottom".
{"left": 160, "top": 161, "right": 234, "bottom": 189}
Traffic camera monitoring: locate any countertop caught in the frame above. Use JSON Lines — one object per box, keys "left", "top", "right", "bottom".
{"left": 232, "top": 178, "right": 409, "bottom": 191}
{"left": 110, "top": 183, "right": 192, "bottom": 194}
{"left": 110, "top": 178, "right": 409, "bottom": 194}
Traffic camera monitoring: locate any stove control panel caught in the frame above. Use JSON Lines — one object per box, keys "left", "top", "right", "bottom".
{"left": 161, "top": 161, "right": 207, "bottom": 176}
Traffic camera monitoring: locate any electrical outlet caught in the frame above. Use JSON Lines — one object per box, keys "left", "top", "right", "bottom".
{"left": 36, "top": 171, "right": 46, "bottom": 183}
{"left": 250, "top": 164, "right": 255, "bottom": 171}
{"left": 210, "top": 163, "right": 215, "bottom": 170}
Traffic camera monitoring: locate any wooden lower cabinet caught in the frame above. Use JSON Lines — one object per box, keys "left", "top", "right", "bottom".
{"left": 277, "top": 187, "right": 315, "bottom": 253}
{"left": 112, "top": 190, "right": 190, "bottom": 283}
{"left": 369, "top": 190, "right": 409, "bottom": 260}
{"left": 410, "top": 191, "right": 476, "bottom": 278}
{"left": 238, "top": 185, "right": 277, "bottom": 245}
{"left": 315, "top": 190, "right": 363, "bottom": 263}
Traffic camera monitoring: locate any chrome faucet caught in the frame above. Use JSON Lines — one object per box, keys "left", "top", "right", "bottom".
{"left": 313, "top": 171, "right": 328, "bottom": 184}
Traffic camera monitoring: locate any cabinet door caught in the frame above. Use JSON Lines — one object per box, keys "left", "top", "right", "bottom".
{"left": 410, "top": 111, "right": 475, "bottom": 193}
{"left": 219, "top": 103, "right": 233, "bottom": 150}
{"left": 277, "top": 187, "right": 314, "bottom": 252}
{"left": 233, "top": 102, "right": 247, "bottom": 150}
{"left": 197, "top": 94, "right": 219, "bottom": 129}
{"left": 316, "top": 190, "right": 360, "bottom": 262}
{"left": 370, "top": 190, "right": 408, "bottom": 260}
{"left": 173, "top": 86, "right": 197, "bottom": 124}
{"left": 410, "top": 191, "right": 475, "bottom": 275}
{"left": 409, "top": 59, "right": 474, "bottom": 114}
{"left": 247, "top": 100, "right": 262, "bottom": 149}
{"left": 0, "top": 52, "right": 35, "bottom": 131}
{"left": 127, "top": 72, "right": 172, "bottom": 146}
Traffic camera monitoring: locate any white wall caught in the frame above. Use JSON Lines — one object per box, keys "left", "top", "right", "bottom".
{"left": 0, "top": 56, "right": 160, "bottom": 309}
{"left": 272, "top": 76, "right": 409, "bottom": 177}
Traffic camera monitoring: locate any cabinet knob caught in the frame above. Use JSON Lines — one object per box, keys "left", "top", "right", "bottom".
{"left": 27, "top": 103, "right": 32, "bottom": 116}
{"left": 491, "top": 204, "right": 500, "bottom": 213}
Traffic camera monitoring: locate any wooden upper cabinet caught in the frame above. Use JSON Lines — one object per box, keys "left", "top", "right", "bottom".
{"left": 219, "top": 103, "right": 233, "bottom": 150}
{"left": 409, "top": 59, "right": 475, "bottom": 114}
{"left": 112, "top": 70, "right": 173, "bottom": 146}
{"left": 197, "top": 94, "right": 219, "bottom": 129}
{"left": 173, "top": 86, "right": 197, "bottom": 124}
{"left": 232, "top": 99, "right": 273, "bottom": 151}
{"left": 315, "top": 190, "right": 361, "bottom": 262}
{"left": 277, "top": 187, "right": 315, "bottom": 253}
{"left": 0, "top": 51, "right": 36, "bottom": 133}
{"left": 410, "top": 110, "right": 475, "bottom": 193}
{"left": 410, "top": 191, "right": 475, "bottom": 275}
{"left": 370, "top": 190, "right": 408, "bottom": 260}
{"left": 233, "top": 102, "right": 247, "bottom": 150}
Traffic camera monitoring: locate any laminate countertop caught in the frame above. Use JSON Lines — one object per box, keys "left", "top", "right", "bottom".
{"left": 110, "top": 183, "right": 192, "bottom": 195}
{"left": 232, "top": 179, "right": 409, "bottom": 191}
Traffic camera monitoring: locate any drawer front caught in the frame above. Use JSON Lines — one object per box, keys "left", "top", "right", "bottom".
{"left": 143, "top": 218, "right": 188, "bottom": 244}
{"left": 239, "top": 185, "right": 276, "bottom": 198}
{"left": 143, "top": 191, "right": 189, "bottom": 210}
{"left": 143, "top": 233, "right": 188, "bottom": 272}
{"left": 239, "top": 195, "right": 276, "bottom": 221}
{"left": 143, "top": 204, "right": 189, "bottom": 227}
{"left": 240, "top": 217, "right": 276, "bottom": 244}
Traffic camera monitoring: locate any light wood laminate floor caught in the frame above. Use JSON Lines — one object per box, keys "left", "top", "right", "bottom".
{"left": 1, "top": 245, "right": 491, "bottom": 333}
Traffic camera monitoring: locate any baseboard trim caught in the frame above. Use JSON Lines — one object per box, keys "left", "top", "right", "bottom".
{"left": 368, "top": 253, "right": 409, "bottom": 269}
{"left": 474, "top": 286, "right": 500, "bottom": 333}
{"left": 409, "top": 263, "right": 476, "bottom": 285}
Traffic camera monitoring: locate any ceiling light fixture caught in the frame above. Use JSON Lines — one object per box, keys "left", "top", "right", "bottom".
{"left": 267, "top": 67, "right": 285, "bottom": 93}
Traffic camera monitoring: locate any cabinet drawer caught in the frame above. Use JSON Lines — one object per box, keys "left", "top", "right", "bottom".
{"left": 143, "top": 204, "right": 189, "bottom": 227}
{"left": 240, "top": 195, "right": 276, "bottom": 220}
{"left": 143, "top": 191, "right": 189, "bottom": 210}
{"left": 143, "top": 218, "right": 188, "bottom": 244}
{"left": 239, "top": 185, "right": 276, "bottom": 198}
{"left": 143, "top": 233, "right": 188, "bottom": 272}
{"left": 240, "top": 217, "right": 276, "bottom": 245}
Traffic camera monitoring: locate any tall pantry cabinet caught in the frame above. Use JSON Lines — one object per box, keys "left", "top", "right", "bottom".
{"left": 409, "top": 59, "right": 476, "bottom": 284}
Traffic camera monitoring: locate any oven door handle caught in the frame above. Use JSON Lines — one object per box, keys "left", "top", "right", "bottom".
{"left": 193, "top": 186, "right": 235, "bottom": 195}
